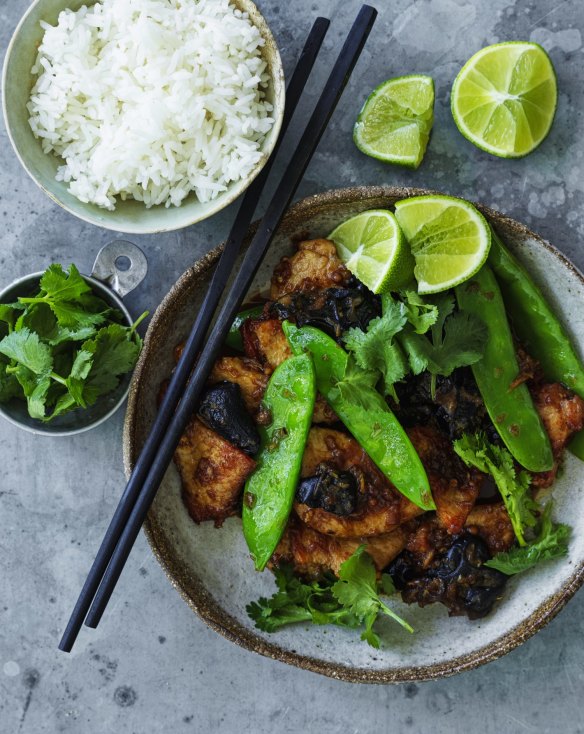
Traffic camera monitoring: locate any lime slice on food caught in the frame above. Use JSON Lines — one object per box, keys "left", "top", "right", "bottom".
{"left": 394, "top": 195, "right": 491, "bottom": 294}
{"left": 451, "top": 42, "right": 557, "bottom": 158}
{"left": 354, "top": 75, "right": 435, "bottom": 169}
{"left": 329, "top": 210, "right": 414, "bottom": 294}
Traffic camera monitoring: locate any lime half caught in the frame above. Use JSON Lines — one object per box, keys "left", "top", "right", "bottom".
{"left": 451, "top": 42, "right": 557, "bottom": 158}
{"left": 329, "top": 210, "right": 414, "bottom": 294}
{"left": 354, "top": 75, "right": 435, "bottom": 169}
{"left": 394, "top": 195, "right": 491, "bottom": 294}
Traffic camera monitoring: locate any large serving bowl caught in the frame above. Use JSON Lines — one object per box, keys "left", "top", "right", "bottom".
{"left": 2, "top": 0, "right": 285, "bottom": 234}
{"left": 124, "top": 186, "right": 584, "bottom": 682}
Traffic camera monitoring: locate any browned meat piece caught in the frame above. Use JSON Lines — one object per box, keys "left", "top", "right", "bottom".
{"left": 270, "top": 239, "right": 351, "bottom": 300}
{"left": 272, "top": 517, "right": 412, "bottom": 577}
{"left": 208, "top": 356, "right": 268, "bottom": 414}
{"left": 294, "top": 427, "right": 424, "bottom": 537}
{"left": 313, "top": 396, "right": 338, "bottom": 425}
{"left": 531, "top": 382, "right": 584, "bottom": 488}
{"left": 241, "top": 317, "right": 292, "bottom": 372}
{"left": 407, "top": 425, "right": 482, "bottom": 534}
{"left": 240, "top": 319, "right": 337, "bottom": 424}
{"left": 175, "top": 418, "right": 255, "bottom": 527}
{"left": 464, "top": 504, "right": 516, "bottom": 555}
{"left": 403, "top": 504, "right": 513, "bottom": 563}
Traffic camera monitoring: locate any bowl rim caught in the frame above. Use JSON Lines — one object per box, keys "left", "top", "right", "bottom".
{"left": 1, "top": 0, "right": 286, "bottom": 234}
{"left": 124, "top": 185, "right": 584, "bottom": 683}
{"left": 0, "top": 270, "right": 133, "bottom": 436}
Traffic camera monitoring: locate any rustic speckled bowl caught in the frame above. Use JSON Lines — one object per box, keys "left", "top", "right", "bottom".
{"left": 124, "top": 186, "right": 584, "bottom": 682}
{"left": 2, "top": 0, "right": 285, "bottom": 234}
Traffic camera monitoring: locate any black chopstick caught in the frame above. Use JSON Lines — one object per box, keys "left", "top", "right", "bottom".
{"left": 57, "top": 18, "right": 330, "bottom": 654}
{"left": 83, "top": 4, "right": 377, "bottom": 631}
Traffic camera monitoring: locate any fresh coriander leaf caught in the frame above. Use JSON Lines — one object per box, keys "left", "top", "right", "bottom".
{"left": 47, "top": 301, "right": 108, "bottom": 330}
{"left": 342, "top": 296, "right": 408, "bottom": 398}
{"left": 334, "top": 355, "right": 379, "bottom": 407}
{"left": 16, "top": 303, "right": 57, "bottom": 340}
{"left": 0, "top": 303, "right": 23, "bottom": 330}
{"left": 400, "top": 290, "right": 438, "bottom": 334}
{"left": 14, "top": 366, "right": 52, "bottom": 420}
{"left": 0, "top": 328, "right": 53, "bottom": 375}
{"left": 39, "top": 263, "right": 91, "bottom": 302}
{"left": 485, "top": 503, "right": 571, "bottom": 575}
{"left": 246, "top": 565, "right": 359, "bottom": 633}
{"left": 80, "top": 324, "right": 141, "bottom": 405}
{"left": 48, "top": 325, "right": 98, "bottom": 346}
{"left": 66, "top": 349, "right": 95, "bottom": 408}
{"left": 398, "top": 328, "right": 431, "bottom": 375}
{"left": 429, "top": 311, "right": 488, "bottom": 376}
{"left": 454, "top": 433, "right": 537, "bottom": 545}
{"left": 0, "top": 362, "right": 21, "bottom": 402}
{"left": 46, "top": 391, "right": 78, "bottom": 421}
{"left": 332, "top": 546, "right": 414, "bottom": 639}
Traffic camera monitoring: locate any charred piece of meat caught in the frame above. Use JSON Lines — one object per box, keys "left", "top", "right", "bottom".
{"left": 198, "top": 381, "right": 260, "bottom": 456}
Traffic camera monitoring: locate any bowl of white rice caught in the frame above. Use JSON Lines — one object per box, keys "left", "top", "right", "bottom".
{"left": 2, "top": 0, "right": 284, "bottom": 233}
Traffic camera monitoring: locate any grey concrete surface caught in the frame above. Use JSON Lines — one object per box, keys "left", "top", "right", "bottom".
{"left": 1, "top": 0, "right": 584, "bottom": 732}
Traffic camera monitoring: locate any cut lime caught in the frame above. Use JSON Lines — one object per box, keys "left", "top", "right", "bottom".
{"left": 353, "top": 75, "right": 434, "bottom": 169}
{"left": 329, "top": 210, "right": 414, "bottom": 294}
{"left": 451, "top": 42, "right": 557, "bottom": 158}
{"left": 394, "top": 195, "right": 491, "bottom": 294}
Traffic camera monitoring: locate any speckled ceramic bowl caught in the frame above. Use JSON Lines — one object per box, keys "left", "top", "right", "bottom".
{"left": 2, "top": 0, "right": 285, "bottom": 234}
{"left": 124, "top": 186, "right": 584, "bottom": 682}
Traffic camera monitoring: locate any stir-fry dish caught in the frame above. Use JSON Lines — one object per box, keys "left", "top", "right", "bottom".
{"left": 165, "top": 197, "right": 584, "bottom": 647}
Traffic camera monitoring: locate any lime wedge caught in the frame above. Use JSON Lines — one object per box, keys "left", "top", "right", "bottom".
{"left": 353, "top": 75, "right": 434, "bottom": 169}
{"left": 394, "top": 195, "right": 491, "bottom": 294}
{"left": 329, "top": 210, "right": 414, "bottom": 294}
{"left": 451, "top": 42, "right": 557, "bottom": 158}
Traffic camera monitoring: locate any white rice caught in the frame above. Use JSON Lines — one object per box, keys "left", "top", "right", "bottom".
{"left": 27, "top": 0, "right": 274, "bottom": 210}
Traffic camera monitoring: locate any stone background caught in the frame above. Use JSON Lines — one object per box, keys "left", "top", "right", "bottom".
{"left": 1, "top": 0, "right": 583, "bottom": 731}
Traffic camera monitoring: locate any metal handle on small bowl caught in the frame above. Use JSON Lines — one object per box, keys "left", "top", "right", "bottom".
{"left": 91, "top": 240, "right": 148, "bottom": 297}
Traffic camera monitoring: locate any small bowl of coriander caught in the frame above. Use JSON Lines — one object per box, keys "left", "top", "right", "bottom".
{"left": 0, "top": 241, "right": 148, "bottom": 435}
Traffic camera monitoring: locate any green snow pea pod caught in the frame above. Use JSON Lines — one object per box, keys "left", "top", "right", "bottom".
{"left": 242, "top": 352, "right": 316, "bottom": 571}
{"left": 455, "top": 265, "right": 553, "bottom": 472}
{"left": 225, "top": 305, "right": 264, "bottom": 351}
{"left": 282, "top": 321, "right": 434, "bottom": 511}
{"left": 488, "top": 228, "right": 584, "bottom": 460}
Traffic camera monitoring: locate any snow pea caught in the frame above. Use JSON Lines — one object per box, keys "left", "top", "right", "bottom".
{"left": 489, "top": 228, "right": 584, "bottom": 396}
{"left": 488, "top": 228, "right": 584, "bottom": 460}
{"left": 225, "top": 305, "right": 264, "bottom": 351}
{"left": 282, "top": 321, "right": 434, "bottom": 511}
{"left": 242, "top": 353, "right": 316, "bottom": 571}
{"left": 455, "top": 265, "right": 553, "bottom": 472}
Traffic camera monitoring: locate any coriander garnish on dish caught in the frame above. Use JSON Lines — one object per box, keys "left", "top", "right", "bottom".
{"left": 0, "top": 264, "right": 147, "bottom": 422}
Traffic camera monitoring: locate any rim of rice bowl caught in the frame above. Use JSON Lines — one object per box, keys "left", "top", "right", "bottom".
{"left": 2, "top": 0, "right": 284, "bottom": 233}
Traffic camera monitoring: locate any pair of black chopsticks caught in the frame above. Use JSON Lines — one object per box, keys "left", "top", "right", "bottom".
{"left": 59, "top": 5, "right": 377, "bottom": 653}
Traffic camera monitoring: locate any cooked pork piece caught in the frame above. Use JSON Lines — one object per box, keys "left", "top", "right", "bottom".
{"left": 175, "top": 418, "right": 255, "bottom": 527}
{"left": 270, "top": 239, "right": 351, "bottom": 300}
{"left": 294, "top": 427, "right": 424, "bottom": 537}
{"left": 241, "top": 317, "right": 292, "bottom": 372}
{"left": 272, "top": 517, "right": 412, "bottom": 577}
{"left": 464, "top": 503, "right": 516, "bottom": 555}
{"left": 240, "top": 318, "right": 337, "bottom": 425}
{"left": 407, "top": 425, "right": 483, "bottom": 534}
{"left": 530, "top": 382, "right": 584, "bottom": 488}
{"left": 208, "top": 356, "right": 268, "bottom": 414}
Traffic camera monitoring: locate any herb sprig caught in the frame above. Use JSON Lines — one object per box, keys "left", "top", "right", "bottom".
{"left": 247, "top": 546, "right": 412, "bottom": 648}
{"left": 341, "top": 291, "right": 487, "bottom": 401}
{"left": 0, "top": 264, "right": 147, "bottom": 421}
